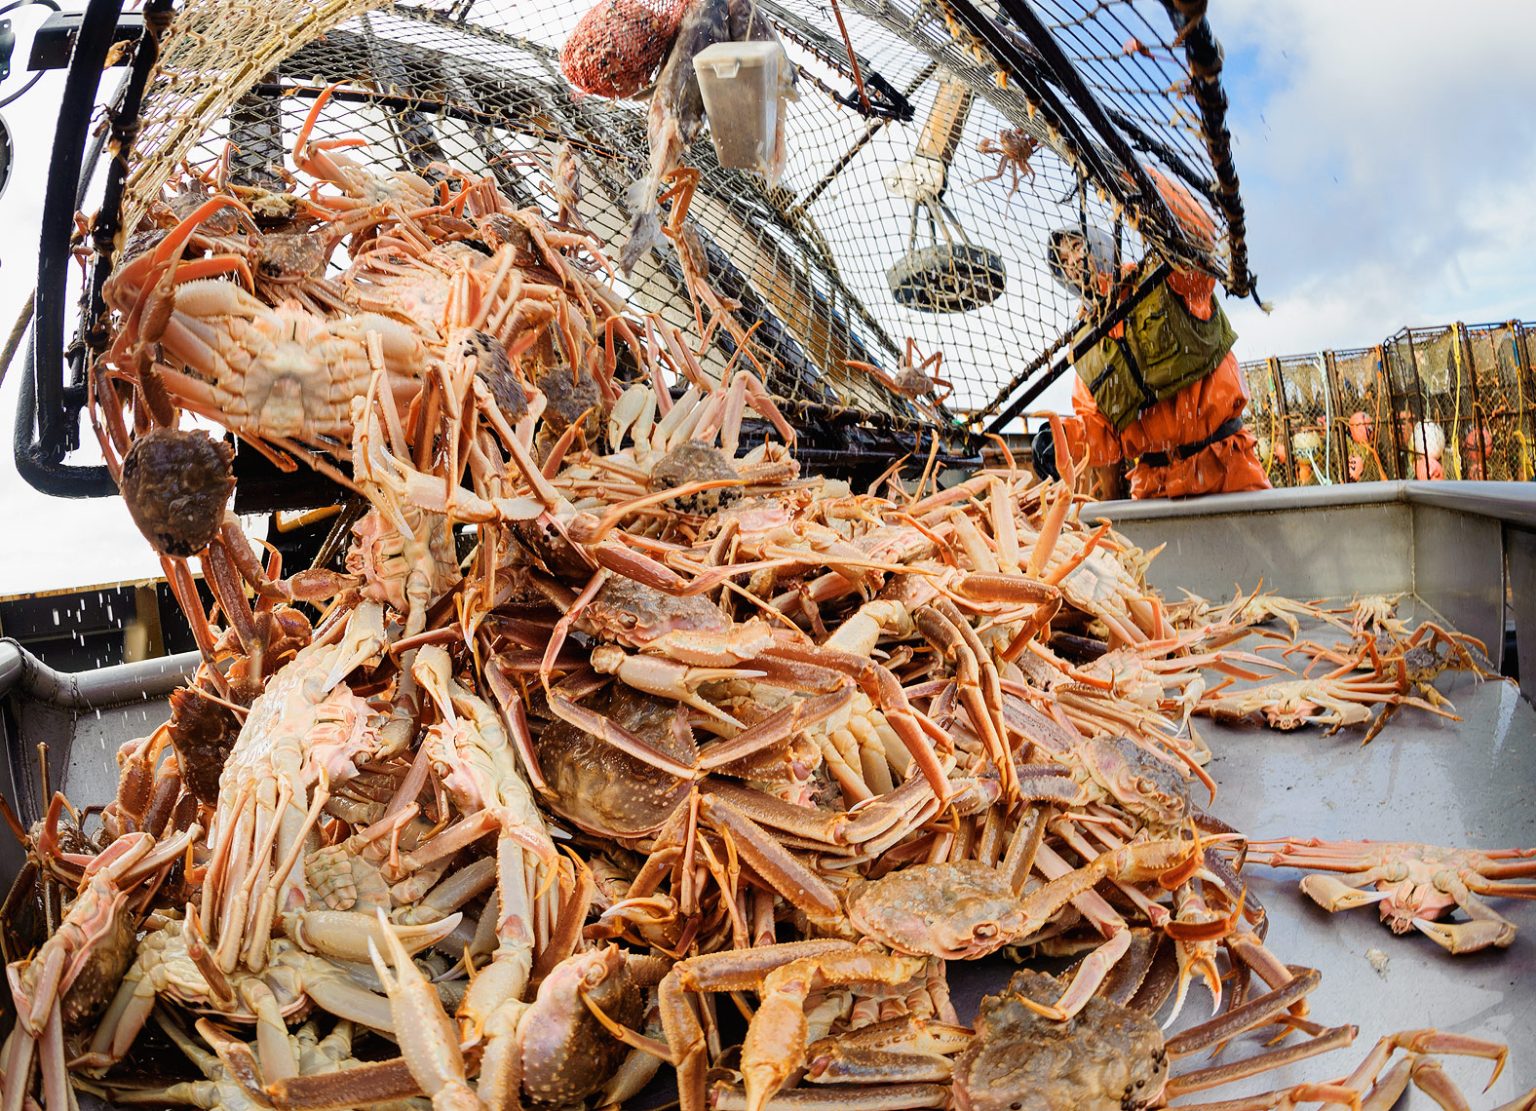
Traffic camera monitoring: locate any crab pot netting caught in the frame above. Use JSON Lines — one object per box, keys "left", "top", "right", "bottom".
{"left": 89, "top": 0, "right": 1244, "bottom": 466}
{"left": 1329, "top": 345, "right": 1399, "bottom": 483}
{"left": 1237, "top": 357, "right": 1287, "bottom": 486}
{"left": 1243, "top": 323, "right": 1536, "bottom": 488}
{"left": 1384, "top": 326, "right": 1481, "bottom": 481}
{"left": 1463, "top": 322, "right": 1536, "bottom": 483}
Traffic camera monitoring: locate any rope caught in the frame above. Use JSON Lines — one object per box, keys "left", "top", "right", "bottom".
{"left": 1448, "top": 324, "right": 1465, "bottom": 480}
{"left": 1516, "top": 329, "right": 1533, "bottom": 481}
{"left": 0, "top": 290, "right": 35, "bottom": 394}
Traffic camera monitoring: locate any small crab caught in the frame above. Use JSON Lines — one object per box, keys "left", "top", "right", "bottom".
{"left": 955, "top": 970, "right": 1513, "bottom": 1111}
{"left": 973, "top": 128, "right": 1043, "bottom": 196}
{"left": 1202, "top": 583, "right": 1351, "bottom": 642}
{"left": 843, "top": 337, "right": 953, "bottom": 412}
{"left": 1280, "top": 620, "right": 1499, "bottom": 742}
{"left": 118, "top": 428, "right": 235, "bottom": 559}
{"left": 1249, "top": 837, "right": 1536, "bottom": 954}
{"left": 1075, "top": 734, "right": 1192, "bottom": 830}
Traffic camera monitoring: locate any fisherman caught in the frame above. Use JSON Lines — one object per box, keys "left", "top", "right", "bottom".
{"left": 1041, "top": 170, "right": 1270, "bottom": 500}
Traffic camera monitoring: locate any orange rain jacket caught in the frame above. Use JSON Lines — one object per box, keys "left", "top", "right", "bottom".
{"left": 1067, "top": 175, "right": 1271, "bottom": 500}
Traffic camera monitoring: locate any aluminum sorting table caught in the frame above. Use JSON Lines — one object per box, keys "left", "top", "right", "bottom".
{"left": 1, "top": 480, "right": 1532, "bottom": 1107}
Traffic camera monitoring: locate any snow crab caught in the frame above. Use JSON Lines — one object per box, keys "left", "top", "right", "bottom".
{"left": 954, "top": 969, "right": 1513, "bottom": 1111}
{"left": 1250, "top": 837, "right": 1536, "bottom": 954}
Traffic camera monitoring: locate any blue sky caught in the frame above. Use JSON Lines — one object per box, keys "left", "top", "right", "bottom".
{"left": 1210, "top": 1, "right": 1536, "bottom": 362}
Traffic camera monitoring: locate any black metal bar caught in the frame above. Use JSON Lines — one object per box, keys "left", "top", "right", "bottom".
{"left": 976, "top": 320, "right": 1075, "bottom": 426}
{"left": 986, "top": 0, "right": 1187, "bottom": 259}
{"left": 984, "top": 261, "right": 1172, "bottom": 433}
{"left": 84, "top": 1, "right": 171, "bottom": 353}
{"left": 226, "top": 82, "right": 288, "bottom": 188}
{"left": 26, "top": 8, "right": 139, "bottom": 71}
{"left": 357, "top": 12, "right": 450, "bottom": 173}
{"left": 939, "top": 0, "right": 1129, "bottom": 222}
{"left": 17, "top": 0, "right": 143, "bottom": 498}
{"left": 1161, "top": 0, "right": 1253, "bottom": 298}
{"left": 32, "top": 0, "right": 123, "bottom": 451}
{"left": 1105, "top": 106, "right": 1216, "bottom": 206}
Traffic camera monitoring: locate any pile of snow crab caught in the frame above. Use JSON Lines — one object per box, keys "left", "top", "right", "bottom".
{"left": 4, "top": 93, "right": 1533, "bottom": 1111}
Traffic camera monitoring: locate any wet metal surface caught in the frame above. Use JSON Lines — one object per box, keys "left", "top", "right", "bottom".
{"left": 951, "top": 606, "right": 1536, "bottom": 1105}
{"left": 1173, "top": 607, "right": 1536, "bottom": 1104}
{"left": 1411, "top": 503, "right": 1506, "bottom": 664}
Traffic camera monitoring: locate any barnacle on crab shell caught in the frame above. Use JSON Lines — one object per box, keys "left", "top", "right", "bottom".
{"left": 118, "top": 427, "right": 236, "bottom": 558}
{"left": 650, "top": 440, "right": 742, "bottom": 515}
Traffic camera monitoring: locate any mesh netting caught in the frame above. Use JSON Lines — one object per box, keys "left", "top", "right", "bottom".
{"left": 1465, "top": 321, "right": 1535, "bottom": 483}
{"left": 1385, "top": 326, "right": 1475, "bottom": 480}
{"left": 118, "top": 0, "right": 390, "bottom": 238}
{"left": 1328, "top": 345, "right": 1397, "bottom": 482}
{"left": 1238, "top": 356, "right": 1287, "bottom": 485}
{"left": 1272, "top": 352, "right": 1340, "bottom": 487}
{"left": 101, "top": 0, "right": 1245, "bottom": 445}
{"left": 1242, "top": 321, "right": 1536, "bottom": 487}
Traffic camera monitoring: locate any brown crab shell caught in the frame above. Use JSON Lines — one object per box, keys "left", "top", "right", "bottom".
{"left": 118, "top": 428, "right": 235, "bottom": 558}
{"left": 650, "top": 440, "right": 741, "bottom": 516}
{"left": 60, "top": 899, "right": 138, "bottom": 1031}
{"left": 520, "top": 945, "right": 646, "bottom": 1104}
{"left": 953, "top": 969, "right": 1167, "bottom": 1111}
{"left": 462, "top": 330, "right": 528, "bottom": 423}
{"left": 536, "top": 684, "right": 694, "bottom": 838}
{"left": 538, "top": 366, "right": 606, "bottom": 435}
{"left": 167, "top": 685, "right": 241, "bottom": 806}
{"left": 1079, "top": 736, "right": 1190, "bottom": 830}
{"left": 847, "top": 860, "right": 1029, "bottom": 960}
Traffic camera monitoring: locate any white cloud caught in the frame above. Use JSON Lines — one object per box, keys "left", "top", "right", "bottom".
{"left": 1219, "top": 0, "right": 1536, "bottom": 356}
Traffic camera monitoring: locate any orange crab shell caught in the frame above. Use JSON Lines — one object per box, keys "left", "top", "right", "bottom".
{"left": 560, "top": 0, "right": 687, "bottom": 99}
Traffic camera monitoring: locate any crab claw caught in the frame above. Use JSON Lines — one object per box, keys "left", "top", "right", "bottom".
{"left": 1379, "top": 1028, "right": 1509, "bottom": 1092}
{"left": 1164, "top": 946, "right": 1222, "bottom": 1029}
{"left": 291, "top": 909, "right": 462, "bottom": 965}
{"left": 367, "top": 909, "right": 484, "bottom": 1111}
{"left": 1411, "top": 916, "right": 1517, "bottom": 956}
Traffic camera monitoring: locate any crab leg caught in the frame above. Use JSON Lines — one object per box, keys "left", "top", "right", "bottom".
{"left": 661, "top": 941, "right": 853, "bottom": 1111}
{"left": 1413, "top": 889, "right": 1519, "bottom": 953}
{"left": 697, "top": 794, "right": 841, "bottom": 921}
{"left": 712, "top": 1083, "right": 950, "bottom": 1110}
{"left": 742, "top": 949, "right": 928, "bottom": 1111}
{"left": 366, "top": 910, "right": 483, "bottom": 1111}
{"left": 1167, "top": 966, "right": 1321, "bottom": 1056}
{"left": 1165, "top": 1023, "right": 1358, "bottom": 1097}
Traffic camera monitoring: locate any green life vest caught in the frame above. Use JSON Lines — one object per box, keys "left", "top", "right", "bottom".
{"left": 1071, "top": 264, "right": 1238, "bottom": 433}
